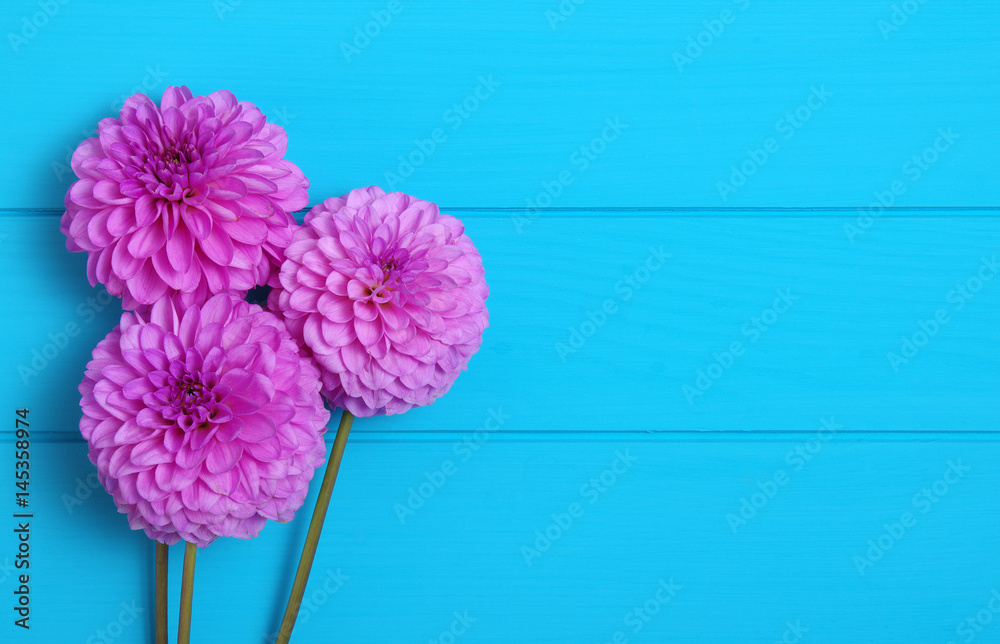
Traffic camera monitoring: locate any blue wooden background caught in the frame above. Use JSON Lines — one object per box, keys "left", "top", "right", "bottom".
{"left": 2, "top": 1, "right": 1000, "bottom": 642}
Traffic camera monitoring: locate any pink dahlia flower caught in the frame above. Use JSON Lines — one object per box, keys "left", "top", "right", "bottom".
{"left": 78, "top": 293, "right": 329, "bottom": 547}
{"left": 269, "top": 187, "right": 489, "bottom": 417}
{"left": 60, "top": 86, "right": 309, "bottom": 311}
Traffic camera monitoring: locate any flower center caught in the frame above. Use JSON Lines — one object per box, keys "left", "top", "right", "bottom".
{"left": 172, "top": 374, "right": 212, "bottom": 417}
{"left": 157, "top": 144, "right": 193, "bottom": 172}
{"left": 130, "top": 131, "right": 207, "bottom": 200}
{"left": 147, "top": 358, "right": 232, "bottom": 432}
{"left": 354, "top": 244, "right": 425, "bottom": 307}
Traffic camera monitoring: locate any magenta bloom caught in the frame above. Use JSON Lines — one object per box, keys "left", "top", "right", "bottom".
{"left": 60, "top": 86, "right": 309, "bottom": 311}
{"left": 269, "top": 187, "right": 489, "bottom": 416}
{"left": 79, "top": 293, "right": 329, "bottom": 547}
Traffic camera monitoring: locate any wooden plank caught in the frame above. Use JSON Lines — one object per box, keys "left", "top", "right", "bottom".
{"left": 1, "top": 1, "right": 998, "bottom": 208}
{"left": 4, "top": 210, "right": 999, "bottom": 435}
{"left": 3, "top": 437, "right": 997, "bottom": 642}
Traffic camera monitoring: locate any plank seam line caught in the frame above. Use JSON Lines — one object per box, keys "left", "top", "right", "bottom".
{"left": 10, "top": 430, "right": 1000, "bottom": 446}
{"left": 5, "top": 206, "right": 1000, "bottom": 216}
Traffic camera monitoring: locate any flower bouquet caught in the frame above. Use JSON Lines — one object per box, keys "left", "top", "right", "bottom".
{"left": 60, "top": 86, "right": 489, "bottom": 643}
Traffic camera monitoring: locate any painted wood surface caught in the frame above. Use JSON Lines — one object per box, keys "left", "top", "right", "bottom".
{"left": 5, "top": 211, "right": 1000, "bottom": 437}
{"left": 1, "top": 0, "right": 998, "bottom": 642}
{"left": 2, "top": 1, "right": 999, "bottom": 209}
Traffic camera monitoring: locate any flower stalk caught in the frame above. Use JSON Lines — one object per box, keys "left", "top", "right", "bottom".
{"left": 276, "top": 409, "right": 354, "bottom": 644}
{"left": 177, "top": 542, "right": 197, "bottom": 644}
{"left": 155, "top": 542, "right": 169, "bottom": 644}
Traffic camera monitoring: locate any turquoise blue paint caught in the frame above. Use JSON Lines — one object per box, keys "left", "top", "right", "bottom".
{"left": 1, "top": 1, "right": 998, "bottom": 642}
{"left": 2, "top": 1, "right": 999, "bottom": 209}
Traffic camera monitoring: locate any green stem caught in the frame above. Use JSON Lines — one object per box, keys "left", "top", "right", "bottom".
{"left": 275, "top": 409, "right": 354, "bottom": 644}
{"left": 177, "top": 542, "right": 197, "bottom": 644}
{"left": 155, "top": 541, "right": 169, "bottom": 644}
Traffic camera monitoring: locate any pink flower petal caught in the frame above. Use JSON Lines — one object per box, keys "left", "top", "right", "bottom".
{"left": 205, "top": 441, "right": 243, "bottom": 474}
